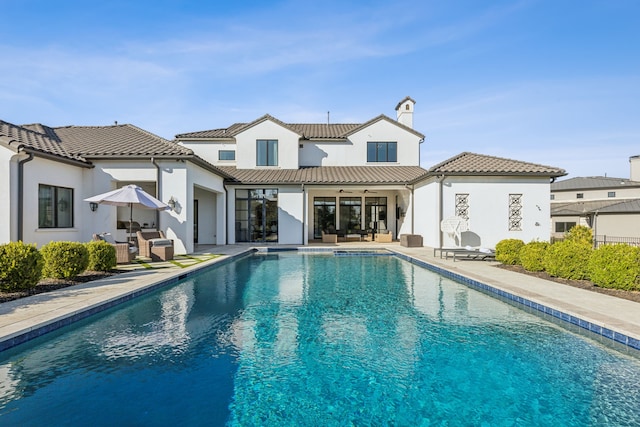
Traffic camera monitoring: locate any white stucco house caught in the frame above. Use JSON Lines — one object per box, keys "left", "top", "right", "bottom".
{"left": 177, "top": 97, "right": 566, "bottom": 249}
{"left": 1, "top": 96, "right": 566, "bottom": 254}
{"left": 0, "top": 121, "right": 230, "bottom": 255}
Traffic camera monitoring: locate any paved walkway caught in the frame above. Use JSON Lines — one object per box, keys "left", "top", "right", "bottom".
{"left": 1, "top": 243, "right": 639, "bottom": 352}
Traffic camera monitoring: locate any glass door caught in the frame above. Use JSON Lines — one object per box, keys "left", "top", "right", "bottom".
{"left": 365, "top": 197, "right": 388, "bottom": 232}
{"left": 313, "top": 197, "right": 336, "bottom": 238}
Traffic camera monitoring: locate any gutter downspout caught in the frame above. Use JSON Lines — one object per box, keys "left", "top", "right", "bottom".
{"left": 151, "top": 157, "right": 161, "bottom": 229}
{"left": 410, "top": 184, "right": 415, "bottom": 234}
{"left": 17, "top": 150, "right": 34, "bottom": 241}
{"left": 437, "top": 175, "right": 445, "bottom": 250}
{"left": 223, "top": 182, "right": 229, "bottom": 245}
{"left": 301, "top": 184, "right": 306, "bottom": 245}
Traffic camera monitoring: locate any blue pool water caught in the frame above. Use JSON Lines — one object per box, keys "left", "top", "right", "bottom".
{"left": 1, "top": 252, "right": 640, "bottom": 426}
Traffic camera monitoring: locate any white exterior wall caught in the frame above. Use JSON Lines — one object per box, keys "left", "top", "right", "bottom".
{"left": 0, "top": 147, "right": 15, "bottom": 243}
{"left": 343, "top": 120, "right": 421, "bottom": 167}
{"left": 278, "top": 186, "right": 304, "bottom": 244}
{"left": 235, "top": 120, "right": 300, "bottom": 169}
{"left": 22, "top": 157, "right": 87, "bottom": 247}
{"left": 299, "top": 141, "right": 352, "bottom": 166}
{"left": 439, "top": 176, "right": 552, "bottom": 248}
{"left": 187, "top": 162, "right": 226, "bottom": 251}
{"left": 408, "top": 178, "right": 440, "bottom": 246}
{"left": 595, "top": 214, "right": 640, "bottom": 239}
{"left": 178, "top": 140, "right": 236, "bottom": 167}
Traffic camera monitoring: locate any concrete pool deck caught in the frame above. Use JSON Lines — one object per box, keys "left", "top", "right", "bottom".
{"left": 1, "top": 243, "right": 639, "bottom": 352}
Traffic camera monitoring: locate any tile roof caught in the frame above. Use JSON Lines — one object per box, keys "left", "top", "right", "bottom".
{"left": 551, "top": 176, "right": 640, "bottom": 191}
{"left": 429, "top": 152, "right": 566, "bottom": 177}
{"left": 52, "top": 124, "right": 192, "bottom": 157}
{"left": 0, "top": 120, "right": 87, "bottom": 164}
{"left": 175, "top": 114, "right": 425, "bottom": 140}
{"left": 219, "top": 166, "right": 429, "bottom": 185}
{"left": 551, "top": 199, "right": 640, "bottom": 215}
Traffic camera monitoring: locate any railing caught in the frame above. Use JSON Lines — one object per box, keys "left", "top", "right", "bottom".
{"left": 551, "top": 235, "right": 640, "bottom": 248}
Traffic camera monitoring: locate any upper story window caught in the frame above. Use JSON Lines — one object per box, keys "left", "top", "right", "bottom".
{"left": 367, "top": 142, "right": 397, "bottom": 163}
{"left": 576, "top": 193, "right": 584, "bottom": 199}
{"left": 608, "top": 191, "right": 616, "bottom": 198}
{"left": 550, "top": 194, "right": 555, "bottom": 200}
{"left": 257, "top": 139, "right": 278, "bottom": 166}
{"left": 39, "top": 184, "right": 73, "bottom": 228}
{"left": 219, "top": 150, "right": 236, "bottom": 161}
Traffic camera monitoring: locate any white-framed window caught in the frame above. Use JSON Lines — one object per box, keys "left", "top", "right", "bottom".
{"left": 608, "top": 191, "right": 616, "bottom": 198}
{"left": 256, "top": 140, "right": 278, "bottom": 166}
{"left": 576, "top": 193, "right": 584, "bottom": 199}
{"left": 509, "top": 194, "right": 522, "bottom": 231}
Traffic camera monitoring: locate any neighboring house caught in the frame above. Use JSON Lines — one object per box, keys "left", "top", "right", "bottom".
{"left": 177, "top": 97, "right": 566, "bottom": 248}
{"left": 551, "top": 158, "right": 640, "bottom": 240}
{"left": 0, "top": 121, "right": 230, "bottom": 254}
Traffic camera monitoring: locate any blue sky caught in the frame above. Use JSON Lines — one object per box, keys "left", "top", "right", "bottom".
{"left": 1, "top": 0, "right": 638, "bottom": 179}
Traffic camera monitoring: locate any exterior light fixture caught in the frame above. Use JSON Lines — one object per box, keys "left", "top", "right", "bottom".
{"left": 167, "top": 196, "right": 177, "bottom": 210}
{"left": 89, "top": 202, "right": 99, "bottom": 212}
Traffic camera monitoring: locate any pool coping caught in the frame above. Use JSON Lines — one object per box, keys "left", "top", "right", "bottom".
{"left": 1, "top": 245, "right": 639, "bottom": 353}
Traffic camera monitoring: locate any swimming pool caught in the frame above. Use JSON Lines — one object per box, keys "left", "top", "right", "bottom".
{"left": 1, "top": 252, "right": 640, "bottom": 425}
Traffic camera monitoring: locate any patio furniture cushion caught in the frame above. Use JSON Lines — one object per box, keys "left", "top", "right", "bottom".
{"left": 149, "top": 238, "right": 172, "bottom": 247}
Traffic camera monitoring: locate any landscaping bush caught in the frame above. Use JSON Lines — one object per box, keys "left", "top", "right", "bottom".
{"left": 543, "top": 240, "right": 592, "bottom": 280}
{"left": 86, "top": 240, "right": 117, "bottom": 272}
{"left": 41, "top": 241, "right": 89, "bottom": 279}
{"left": 0, "top": 241, "right": 44, "bottom": 292}
{"left": 519, "top": 241, "right": 550, "bottom": 272}
{"left": 565, "top": 224, "right": 593, "bottom": 246}
{"left": 495, "top": 239, "right": 525, "bottom": 265}
{"left": 588, "top": 244, "right": 640, "bottom": 291}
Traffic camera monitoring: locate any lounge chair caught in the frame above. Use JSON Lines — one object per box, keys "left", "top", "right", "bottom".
{"left": 136, "top": 230, "right": 174, "bottom": 261}
{"left": 93, "top": 233, "right": 137, "bottom": 264}
{"left": 442, "top": 247, "right": 496, "bottom": 262}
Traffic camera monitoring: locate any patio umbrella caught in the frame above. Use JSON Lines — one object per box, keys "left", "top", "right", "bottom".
{"left": 85, "top": 184, "right": 170, "bottom": 242}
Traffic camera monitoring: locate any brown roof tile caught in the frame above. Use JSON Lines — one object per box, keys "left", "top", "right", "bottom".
{"left": 0, "top": 120, "right": 87, "bottom": 164}
{"left": 219, "top": 166, "right": 429, "bottom": 185}
{"left": 429, "top": 152, "right": 566, "bottom": 177}
{"left": 175, "top": 114, "right": 425, "bottom": 140}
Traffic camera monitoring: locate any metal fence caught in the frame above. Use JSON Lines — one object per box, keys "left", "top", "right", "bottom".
{"left": 551, "top": 235, "right": 640, "bottom": 248}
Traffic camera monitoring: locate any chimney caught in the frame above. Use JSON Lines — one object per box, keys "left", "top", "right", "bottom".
{"left": 630, "top": 155, "right": 640, "bottom": 181}
{"left": 395, "top": 96, "right": 415, "bottom": 128}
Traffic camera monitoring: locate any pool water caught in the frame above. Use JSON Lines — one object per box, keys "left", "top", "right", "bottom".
{"left": 1, "top": 253, "right": 640, "bottom": 426}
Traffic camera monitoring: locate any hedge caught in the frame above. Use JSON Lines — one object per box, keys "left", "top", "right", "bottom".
{"left": 519, "top": 241, "right": 550, "bottom": 272}
{"left": 495, "top": 239, "right": 525, "bottom": 265}
{"left": 0, "top": 241, "right": 44, "bottom": 292}
{"left": 543, "top": 240, "right": 592, "bottom": 280}
{"left": 86, "top": 240, "right": 117, "bottom": 272}
{"left": 588, "top": 244, "right": 640, "bottom": 291}
{"left": 41, "top": 241, "right": 89, "bottom": 279}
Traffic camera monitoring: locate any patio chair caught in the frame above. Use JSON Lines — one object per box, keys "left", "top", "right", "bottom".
{"left": 374, "top": 230, "right": 393, "bottom": 243}
{"left": 321, "top": 231, "right": 338, "bottom": 244}
{"left": 93, "top": 233, "right": 137, "bottom": 264}
{"left": 137, "top": 230, "right": 174, "bottom": 261}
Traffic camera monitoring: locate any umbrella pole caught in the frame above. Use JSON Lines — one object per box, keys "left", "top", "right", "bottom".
{"left": 129, "top": 203, "right": 134, "bottom": 244}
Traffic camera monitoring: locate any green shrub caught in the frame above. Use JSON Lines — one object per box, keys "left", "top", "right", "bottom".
{"left": 519, "top": 241, "right": 550, "bottom": 272}
{"left": 41, "top": 241, "right": 89, "bottom": 279}
{"left": 86, "top": 240, "right": 117, "bottom": 272}
{"left": 565, "top": 225, "right": 593, "bottom": 246}
{"left": 543, "top": 240, "right": 592, "bottom": 280}
{"left": 588, "top": 244, "right": 640, "bottom": 291}
{"left": 0, "top": 241, "right": 44, "bottom": 292}
{"left": 495, "top": 239, "right": 525, "bottom": 265}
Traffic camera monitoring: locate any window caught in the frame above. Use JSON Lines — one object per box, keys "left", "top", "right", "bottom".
{"left": 339, "top": 197, "right": 362, "bottom": 233}
{"left": 508, "top": 194, "right": 522, "bottom": 231}
{"left": 608, "top": 191, "right": 616, "bottom": 198}
{"left": 455, "top": 194, "right": 469, "bottom": 220}
{"left": 257, "top": 140, "right": 278, "bottom": 166}
{"left": 576, "top": 193, "right": 584, "bottom": 199}
{"left": 314, "top": 197, "right": 336, "bottom": 238}
{"left": 39, "top": 184, "right": 73, "bottom": 228}
{"left": 367, "top": 142, "right": 397, "bottom": 162}
{"left": 550, "top": 194, "right": 555, "bottom": 200}
{"left": 365, "top": 197, "right": 387, "bottom": 231}
{"left": 555, "top": 222, "right": 576, "bottom": 233}
{"left": 219, "top": 150, "right": 235, "bottom": 161}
